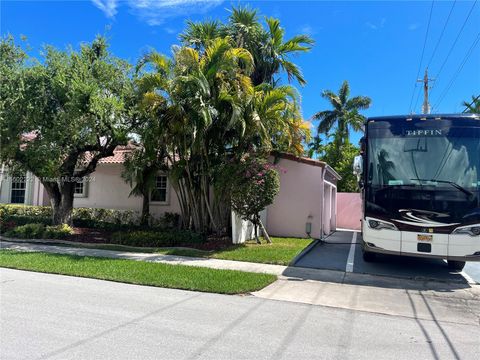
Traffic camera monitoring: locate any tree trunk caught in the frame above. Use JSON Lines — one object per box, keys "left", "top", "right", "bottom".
{"left": 140, "top": 193, "right": 150, "bottom": 226}
{"left": 254, "top": 223, "right": 261, "bottom": 244}
{"left": 47, "top": 181, "right": 75, "bottom": 226}
{"left": 258, "top": 218, "right": 272, "bottom": 244}
{"left": 42, "top": 180, "right": 75, "bottom": 226}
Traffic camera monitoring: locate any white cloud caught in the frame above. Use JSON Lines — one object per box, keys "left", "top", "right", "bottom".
{"left": 164, "top": 27, "right": 177, "bottom": 34}
{"left": 299, "top": 24, "right": 320, "bottom": 36}
{"left": 92, "top": 0, "right": 224, "bottom": 25}
{"left": 366, "top": 17, "right": 386, "bottom": 31}
{"left": 130, "top": 0, "right": 223, "bottom": 26}
{"left": 408, "top": 23, "right": 420, "bottom": 31}
{"left": 92, "top": 0, "right": 118, "bottom": 18}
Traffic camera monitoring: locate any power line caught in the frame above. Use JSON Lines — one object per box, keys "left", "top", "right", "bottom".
{"left": 413, "top": 83, "right": 423, "bottom": 113}
{"left": 425, "top": 0, "right": 456, "bottom": 70}
{"left": 431, "top": 0, "right": 477, "bottom": 88}
{"left": 408, "top": 0, "right": 435, "bottom": 113}
{"left": 433, "top": 32, "right": 480, "bottom": 110}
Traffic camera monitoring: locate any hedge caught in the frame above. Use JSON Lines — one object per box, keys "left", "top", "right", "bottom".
{"left": 0, "top": 204, "right": 180, "bottom": 232}
{"left": 111, "top": 230, "right": 204, "bottom": 247}
{"left": 5, "top": 223, "right": 74, "bottom": 239}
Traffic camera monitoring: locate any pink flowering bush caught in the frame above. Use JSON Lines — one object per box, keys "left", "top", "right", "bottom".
{"left": 228, "top": 156, "right": 280, "bottom": 242}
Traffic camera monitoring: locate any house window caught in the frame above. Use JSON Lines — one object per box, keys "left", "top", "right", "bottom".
{"left": 151, "top": 175, "right": 168, "bottom": 203}
{"left": 10, "top": 175, "right": 26, "bottom": 204}
{"left": 74, "top": 178, "right": 87, "bottom": 198}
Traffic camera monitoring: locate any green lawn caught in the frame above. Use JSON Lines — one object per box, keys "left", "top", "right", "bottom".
{"left": 0, "top": 250, "right": 276, "bottom": 294}
{"left": 2, "top": 236, "right": 312, "bottom": 266}
{"left": 210, "top": 237, "right": 312, "bottom": 265}
{"left": 153, "top": 237, "right": 312, "bottom": 265}
{"left": 49, "top": 237, "right": 313, "bottom": 265}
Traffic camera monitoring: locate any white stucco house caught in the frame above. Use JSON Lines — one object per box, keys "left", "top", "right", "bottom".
{"left": 0, "top": 148, "right": 340, "bottom": 239}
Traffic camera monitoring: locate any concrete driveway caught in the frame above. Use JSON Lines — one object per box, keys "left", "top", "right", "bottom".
{"left": 294, "top": 231, "right": 480, "bottom": 284}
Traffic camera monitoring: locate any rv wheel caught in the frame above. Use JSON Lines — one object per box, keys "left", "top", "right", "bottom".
{"left": 447, "top": 260, "right": 465, "bottom": 271}
{"left": 362, "top": 250, "right": 376, "bottom": 262}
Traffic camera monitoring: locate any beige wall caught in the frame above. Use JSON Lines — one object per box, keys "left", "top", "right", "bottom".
{"left": 73, "top": 164, "right": 181, "bottom": 217}
{"left": 266, "top": 158, "right": 324, "bottom": 239}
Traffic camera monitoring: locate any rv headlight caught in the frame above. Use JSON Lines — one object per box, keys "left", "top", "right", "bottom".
{"left": 452, "top": 224, "right": 480, "bottom": 237}
{"left": 366, "top": 217, "right": 398, "bottom": 231}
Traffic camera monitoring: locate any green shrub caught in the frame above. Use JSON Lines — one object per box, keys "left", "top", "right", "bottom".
{"left": 0, "top": 205, "right": 181, "bottom": 233}
{"left": 44, "top": 224, "right": 74, "bottom": 239}
{"left": 111, "top": 230, "right": 204, "bottom": 247}
{"left": 2, "top": 215, "right": 51, "bottom": 226}
{"left": 0, "top": 204, "right": 141, "bottom": 227}
{"left": 5, "top": 223, "right": 46, "bottom": 239}
{"left": 4, "top": 222, "right": 73, "bottom": 239}
{"left": 0, "top": 204, "right": 52, "bottom": 219}
{"left": 151, "top": 212, "right": 180, "bottom": 229}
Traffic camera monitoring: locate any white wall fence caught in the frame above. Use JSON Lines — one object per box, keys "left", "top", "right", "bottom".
{"left": 231, "top": 210, "right": 267, "bottom": 244}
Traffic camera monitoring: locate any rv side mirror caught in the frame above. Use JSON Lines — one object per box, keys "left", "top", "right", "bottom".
{"left": 353, "top": 155, "right": 363, "bottom": 177}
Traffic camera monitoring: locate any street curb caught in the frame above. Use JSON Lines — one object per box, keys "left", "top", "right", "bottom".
{"left": 290, "top": 231, "right": 337, "bottom": 266}
{"left": 290, "top": 239, "right": 319, "bottom": 266}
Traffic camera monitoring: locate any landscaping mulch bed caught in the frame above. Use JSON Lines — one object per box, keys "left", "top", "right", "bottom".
{"left": 66, "top": 227, "right": 113, "bottom": 244}
{"left": 63, "top": 227, "right": 232, "bottom": 251}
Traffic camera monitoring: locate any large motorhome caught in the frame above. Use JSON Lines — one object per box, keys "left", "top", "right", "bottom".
{"left": 353, "top": 114, "right": 480, "bottom": 271}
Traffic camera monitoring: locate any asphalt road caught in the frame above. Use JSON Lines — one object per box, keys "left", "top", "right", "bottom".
{"left": 295, "top": 231, "right": 480, "bottom": 284}
{"left": 1, "top": 268, "right": 479, "bottom": 360}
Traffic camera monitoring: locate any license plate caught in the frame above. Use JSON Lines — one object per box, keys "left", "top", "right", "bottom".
{"left": 417, "top": 234, "right": 433, "bottom": 242}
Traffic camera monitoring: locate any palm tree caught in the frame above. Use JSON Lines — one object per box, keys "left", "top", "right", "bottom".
{"left": 178, "top": 20, "right": 222, "bottom": 51}
{"left": 258, "top": 17, "right": 314, "bottom": 86}
{"left": 313, "top": 80, "right": 371, "bottom": 150}
{"left": 179, "top": 5, "right": 314, "bottom": 87}
{"left": 122, "top": 52, "right": 172, "bottom": 226}
{"left": 244, "top": 84, "right": 310, "bottom": 155}
{"left": 462, "top": 95, "right": 480, "bottom": 114}
{"left": 227, "top": 6, "right": 314, "bottom": 86}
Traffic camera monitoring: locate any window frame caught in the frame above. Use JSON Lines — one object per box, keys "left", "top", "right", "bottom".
{"left": 10, "top": 174, "right": 27, "bottom": 204}
{"left": 73, "top": 177, "right": 88, "bottom": 198}
{"left": 150, "top": 174, "right": 169, "bottom": 205}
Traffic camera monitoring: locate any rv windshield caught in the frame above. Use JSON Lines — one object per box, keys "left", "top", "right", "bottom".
{"left": 367, "top": 127, "right": 480, "bottom": 190}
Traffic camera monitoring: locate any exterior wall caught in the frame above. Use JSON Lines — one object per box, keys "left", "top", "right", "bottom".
{"left": 266, "top": 158, "right": 324, "bottom": 239}
{"left": 73, "top": 163, "right": 182, "bottom": 217}
{"left": 321, "top": 181, "right": 338, "bottom": 235}
{"left": 337, "top": 192, "right": 362, "bottom": 230}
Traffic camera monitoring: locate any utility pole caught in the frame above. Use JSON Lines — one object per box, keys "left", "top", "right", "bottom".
{"left": 417, "top": 69, "right": 434, "bottom": 114}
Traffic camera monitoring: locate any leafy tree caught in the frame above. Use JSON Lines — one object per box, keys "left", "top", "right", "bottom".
{"left": 229, "top": 156, "right": 280, "bottom": 243}
{"left": 462, "top": 95, "right": 480, "bottom": 114}
{"left": 0, "top": 36, "right": 136, "bottom": 225}
{"left": 313, "top": 80, "right": 371, "bottom": 153}
{"left": 310, "top": 136, "right": 360, "bottom": 192}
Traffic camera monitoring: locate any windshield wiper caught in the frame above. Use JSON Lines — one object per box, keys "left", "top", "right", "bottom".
{"left": 410, "top": 178, "right": 474, "bottom": 198}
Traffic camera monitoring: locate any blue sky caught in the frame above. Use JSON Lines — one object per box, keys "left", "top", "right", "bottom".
{"left": 2, "top": 0, "right": 479, "bottom": 145}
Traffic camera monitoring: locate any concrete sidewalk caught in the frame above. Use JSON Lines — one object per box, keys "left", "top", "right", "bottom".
{"left": 0, "top": 240, "right": 288, "bottom": 275}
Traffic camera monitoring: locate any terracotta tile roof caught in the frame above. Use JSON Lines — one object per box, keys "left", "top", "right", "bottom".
{"left": 98, "top": 146, "right": 135, "bottom": 164}
{"left": 272, "top": 151, "right": 341, "bottom": 180}
{"left": 272, "top": 151, "right": 327, "bottom": 168}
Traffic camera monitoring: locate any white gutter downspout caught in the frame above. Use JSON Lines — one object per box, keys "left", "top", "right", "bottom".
{"left": 320, "top": 166, "right": 327, "bottom": 240}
